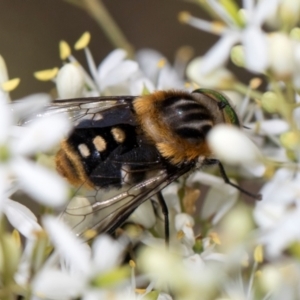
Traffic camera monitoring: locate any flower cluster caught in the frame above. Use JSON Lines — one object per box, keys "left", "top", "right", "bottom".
{"left": 1, "top": 0, "right": 300, "bottom": 299}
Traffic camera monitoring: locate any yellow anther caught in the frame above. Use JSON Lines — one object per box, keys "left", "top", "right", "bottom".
{"left": 209, "top": 232, "right": 221, "bottom": 245}
{"left": 12, "top": 229, "right": 21, "bottom": 248}
{"left": 129, "top": 260, "right": 136, "bottom": 268}
{"left": 59, "top": 40, "right": 71, "bottom": 60}
{"left": 135, "top": 288, "right": 147, "bottom": 295}
{"left": 83, "top": 229, "right": 97, "bottom": 240}
{"left": 211, "top": 21, "right": 226, "bottom": 34}
{"left": 74, "top": 32, "right": 91, "bottom": 50}
{"left": 1, "top": 78, "right": 20, "bottom": 92}
{"left": 254, "top": 245, "right": 264, "bottom": 263}
{"left": 34, "top": 68, "right": 59, "bottom": 81}
{"left": 280, "top": 131, "right": 300, "bottom": 151}
{"left": 157, "top": 58, "right": 166, "bottom": 68}
{"left": 250, "top": 78, "right": 262, "bottom": 89}
{"left": 177, "top": 229, "right": 185, "bottom": 240}
{"left": 178, "top": 11, "right": 191, "bottom": 23}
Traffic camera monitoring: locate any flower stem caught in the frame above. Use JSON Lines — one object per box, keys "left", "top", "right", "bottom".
{"left": 233, "top": 81, "right": 263, "bottom": 102}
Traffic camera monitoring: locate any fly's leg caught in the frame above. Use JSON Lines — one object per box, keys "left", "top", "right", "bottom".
{"left": 157, "top": 191, "right": 170, "bottom": 247}
{"left": 205, "top": 159, "right": 262, "bottom": 200}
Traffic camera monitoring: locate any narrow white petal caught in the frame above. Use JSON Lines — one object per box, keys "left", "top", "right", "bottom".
{"left": 157, "top": 66, "right": 184, "bottom": 90}
{"left": 84, "top": 47, "right": 99, "bottom": 87}
{"left": 0, "top": 96, "right": 12, "bottom": 143}
{"left": 127, "top": 200, "right": 156, "bottom": 229}
{"left": 253, "top": 0, "right": 280, "bottom": 26}
{"left": 258, "top": 208, "right": 300, "bottom": 258}
{"left": 43, "top": 215, "right": 90, "bottom": 274}
{"left": 15, "top": 240, "right": 36, "bottom": 286}
{"left": 161, "top": 183, "right": 180, "bottom": 212}
{"left": 0, "top": 167, "right": 10, "bottom": 212}
{"left": 129, "top": 77, "right": 155, "bottom": 94}
{"left": 92, "top": 235, "right": 125, "bottom": 272}
{"left": 175, "top": 213, "right": 195, "bottom": 247}
{"left": 187, "top": 57, "right": 235, "bottom": 89}
{"left": 32, "top": 268, "right": 85, "bottom": 299}
{"left": 135, "top": 49, "right": 166, "bottom": 82}
{"left": 268, "top": 33, "right": 294, "bottom": 78}
{"left": 247, "top": 119, "right": 289, "bottom": 135}
{"left": 242, "top": 0, "right": 254, "bottom": 15}
{"left": 202, "top": 184, "right": 238, "bottom": 224}
{"left": 201, "top": 33, "right": 240, "bottom": 74}
{"left": 11, "top": 93, "right": 51, "bottom": 123}
{"left": 4, "top": 199, "right": 42, "bottom": 238}
{"left": 15, "top": 114, "right": 71, "bottom": 156}
{"left": 207, "top": 125, "right": 262, "bottom": 165}
{"left": 242, "top": 27, "right": 268, "bottom": 73}
{"left": 56, "top": 63, "right": 85, "bottom": 98}
{"left": 101, "top": 61, "right": 138, "bottom": 90}
{"left": 98, "top": 49, "right": 127, "bottom": 81}
{"left": 12, "top": 158, "right": 68, "bottom": 207}
{"left": 207, "top": 0, "right": 236, "bottom": 27}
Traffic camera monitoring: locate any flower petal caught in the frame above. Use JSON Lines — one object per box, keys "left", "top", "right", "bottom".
{"left": 56, "top": 63, "right": 85, "bottom": 98}
{"left": 247, "top": 119, "right": 289, "bottom": 135}
{"left": 32, "top": 268, "right": 85, "bottom": 300}
{"left": 12, "top": 158, "right": 68, "bottom": 207}
{"left": 101, "top": 61, "right": 138, "bottom": 90}
{"left": 253, "top": 0, "right": 280, "bottom": 26}
{"left": 11, "top": 93, "right": 51, "bottom": 123}
{"left": 242, "top": 26, "right": 268, "bottom": 73}
{"left": 200, "top": 33, "right": 240, "bottom": 74}
{"left": 0, "top": 95, "right": 12, "bottom": 143}
{"left": 129, "top": 77, "right": 155, "bottom": 94}
{"left": 15, "top": 114, "right": 71, "bottom": 156}
{"left": 127, "top": 200, "right": 156, "bottom": 229}
{"left": 186, "top": 57, "right": 235, "bottom": 89}
{"left": 136, "top": 49, "right": 166, "bottom": 82}
{"left": 98, "top": 49, "right": 127, "bottom": 82}
{"left": 207, "top": 124, "right": 262, "bottom": 165}
{"left": 92, "top": 235, "right": 125, "bottom": 272}
{"left": 3, "top": 199, "right": 42, "bottom": 238}
{"left": 43, "top": 215, "right": 90, "bottom": 274}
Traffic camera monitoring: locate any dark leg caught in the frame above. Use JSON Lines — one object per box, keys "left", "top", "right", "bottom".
{"left": 206, "top": 159, "right": 262, "bottom": 200}
{"left": 157, "top": 191, "right": 169, "bottom": 247}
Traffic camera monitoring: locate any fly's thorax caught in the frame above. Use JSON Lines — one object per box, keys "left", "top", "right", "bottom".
{"left": 133, "top": 90, "right": 239, "bottom": 165}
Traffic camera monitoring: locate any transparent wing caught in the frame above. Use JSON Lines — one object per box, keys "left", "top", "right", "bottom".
{"left": 18, "top": 95, "right": 136, "bottom": 126}
{"left": 61, "top": 163, "right": 190, "bottom": 239}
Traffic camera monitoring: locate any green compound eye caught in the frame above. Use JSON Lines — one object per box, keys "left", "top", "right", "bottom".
{"left": 192, "top": 88, "right": 240, "bottom": 127}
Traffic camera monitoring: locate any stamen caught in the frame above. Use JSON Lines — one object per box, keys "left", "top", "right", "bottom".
{"left": 1, "top": 78, "right": 20, "bottom": 92}
{"left": 59, "top": 40, "right": 71, "bottom": 60}
{"left": 34, "top": 68, "right": 59, "bottom": 81}
{"left": 74, "top": 32, "right": 91, "bottom": 50}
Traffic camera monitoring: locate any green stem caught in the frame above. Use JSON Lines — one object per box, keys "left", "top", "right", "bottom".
{"left": 232, "top": 81, "right": 263, "bottom": 102}
{"left": 65, "top": 0, "right": 134, "bottom": 57}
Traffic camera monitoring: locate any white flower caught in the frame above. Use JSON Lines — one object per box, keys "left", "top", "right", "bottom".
{"left": 254, "top": 168, "right": 300, "bottom": 257}
{"left": 56, "top": 63, "right": 85, "bottom": 98}
{"left": 127, "top": 200, "right": 156, "bottom": 229}
{"left": 183, "top": 0, "right": 280, "bottom": 73}
{"left": 4, "top": 198, "right": 42, "bottom": 238}
{"left": 207, "top": 124, "right": 263, "bottom": 165}
{"left": 268, "top": 32, "right": 295, "bottom": 79}
{"left": 136, "top": 49, "right": 185, "bottom": 91}
{"left": 186, "top": 57, "right": 236, "bottom": 89}
{"left": 188, "top": 171, "right": 239, "bottom": 225}
{"left": 33, "top": 215, "right": 131, "bottom": 299}
{"left": 0, "top": 93, "right": 71, "bottom": 207}
{"left": 69, "top": 47, "right": 141, "bottom": 96}
{"left": 97, "top": 49, "right": 139, "bottom": 93}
